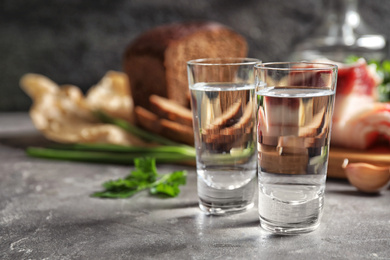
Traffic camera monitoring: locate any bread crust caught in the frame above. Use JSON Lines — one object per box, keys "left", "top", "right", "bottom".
{"left": 149, "top": 95, "right": 193, "bottom": 127}
{"left": 123, "top": 21, "right": 248, "bottom": 111}
{"left": 135, "top": 106, "right": 194, "bottom": 145}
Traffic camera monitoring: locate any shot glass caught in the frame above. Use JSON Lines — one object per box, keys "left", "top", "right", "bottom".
{"left": 187, "top": 58, "right": 261, "bottom": 215}
{"left": 255, "top": 62, "right": 338, "bottom": 234}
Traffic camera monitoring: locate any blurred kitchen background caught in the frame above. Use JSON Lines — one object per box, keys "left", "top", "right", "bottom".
{"left": 1, "top": 0, "right": 389, "bottom": 111}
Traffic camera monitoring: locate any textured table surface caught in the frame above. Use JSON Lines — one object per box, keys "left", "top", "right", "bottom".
{"left": 0, "top": 113, "right": 389, "bottom": 260}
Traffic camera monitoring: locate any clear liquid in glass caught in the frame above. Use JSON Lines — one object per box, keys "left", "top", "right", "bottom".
{"left": 257, "top": 87, "right": 335, "bottom": 233}
{"left": 190, "top": 82, "right": 257, "bottom": 215}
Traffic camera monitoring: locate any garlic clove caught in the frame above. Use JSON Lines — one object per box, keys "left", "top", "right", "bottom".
{"left": 342, "top": 159, "right": 390, "bottom": 193}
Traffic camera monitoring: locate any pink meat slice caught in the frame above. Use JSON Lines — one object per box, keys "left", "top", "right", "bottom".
{"left": 331, "top": 59, "right": 390, "bottom": 149}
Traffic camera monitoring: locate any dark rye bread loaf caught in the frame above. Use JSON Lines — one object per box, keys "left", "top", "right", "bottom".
{"left": 123, "top": 21, "right": 248, "bottom": 110}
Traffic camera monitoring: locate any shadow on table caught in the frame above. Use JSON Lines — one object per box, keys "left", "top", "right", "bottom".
{"left": 0, "top": 132, "right": 53, "bottom": 149}
{"left": 326, "top": 178, "right": 384, "bottom": 197}
{"left": 327, "top": 189, "right": 382, "bottom": 197}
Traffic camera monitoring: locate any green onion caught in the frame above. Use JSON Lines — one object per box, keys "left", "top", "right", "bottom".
{"left": 26, "top": 147, "right": 196, "bottom": 165}
{"left": 49, "top": 143, "right": 196, "bottom": 156}
{"left": 26, "top": 110, "right": 198, "bottom": 165}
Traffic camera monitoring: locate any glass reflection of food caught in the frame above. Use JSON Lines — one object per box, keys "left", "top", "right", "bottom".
{"left": 257, "top": 86, "right": 334, "bottom": 226}
{"left": 256, "top": 63, "right": 337, "bottom": 232}
{"left": 257, "top": 87, "right": 334, "bottom": 175}
{"left": 190, "top": 82, "right": 256, "bottom": 192}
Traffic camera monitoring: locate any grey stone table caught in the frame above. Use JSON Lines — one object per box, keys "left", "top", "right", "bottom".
{"left": 0, "top": 113, "right": 389, "bottom": 260}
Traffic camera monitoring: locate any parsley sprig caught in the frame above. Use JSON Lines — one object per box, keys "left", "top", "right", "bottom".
{"left": 92, "top": 157, "right": 187, "bottom": 198}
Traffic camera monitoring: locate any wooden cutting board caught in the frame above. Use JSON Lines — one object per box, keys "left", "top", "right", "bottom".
{"left": 328, "top": 146, "right": 390, "bottom": 179}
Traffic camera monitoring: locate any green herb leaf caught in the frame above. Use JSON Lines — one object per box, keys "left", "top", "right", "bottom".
{"left": 92, "top": 158, "right": 187, "bottom": 199}
{"left": 129, "top": 157, "right": 158, "bottom": 182}
{"left": 92, "top": 190, "right": 139, "bottom": 199}
{"left": 150, "top": 183, "right": 180, "bottom": 197}
{"left": 344, "top": 55, "right": 360, "bottom": 64}
{"left": 378, "top": 83, "right": 390, "bottom": 102}
{"left": 149, "top": 170, "right": 187, "bottom": 197}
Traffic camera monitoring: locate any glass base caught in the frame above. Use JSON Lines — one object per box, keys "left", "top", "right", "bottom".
{"left": 199, "top": 199, "right": 254, "bottom": 215}
{"left": 259, "top": 217, "right": 321, "bottom": 235}
{"left": 197, "top": 173, "right": 256, "bottom": 215}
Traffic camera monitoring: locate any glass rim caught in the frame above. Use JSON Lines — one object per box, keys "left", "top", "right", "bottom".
{"left": 255, "top": 61, "right": 338, "bottom": 71}
{"left": 187, "top": 57, "right": 261, "bottom": 66}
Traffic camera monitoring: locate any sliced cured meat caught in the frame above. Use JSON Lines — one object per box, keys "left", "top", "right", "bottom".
{"left": 331, "top": 102, "right": 390, "bottom": 149}
{"left": 330, "top": 59, "right": 389, "bottom": 149}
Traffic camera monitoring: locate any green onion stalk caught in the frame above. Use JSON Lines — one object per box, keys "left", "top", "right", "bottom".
{"left": 26, "top": 111, "right": 197, "bottom": 165}
{"left": 26, "top": 111, "right": 256, "bottom": 166}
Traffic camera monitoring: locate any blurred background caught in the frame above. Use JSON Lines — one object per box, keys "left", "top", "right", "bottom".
{"left": 1, "top": 0, "right": 389, "bottom": 111}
